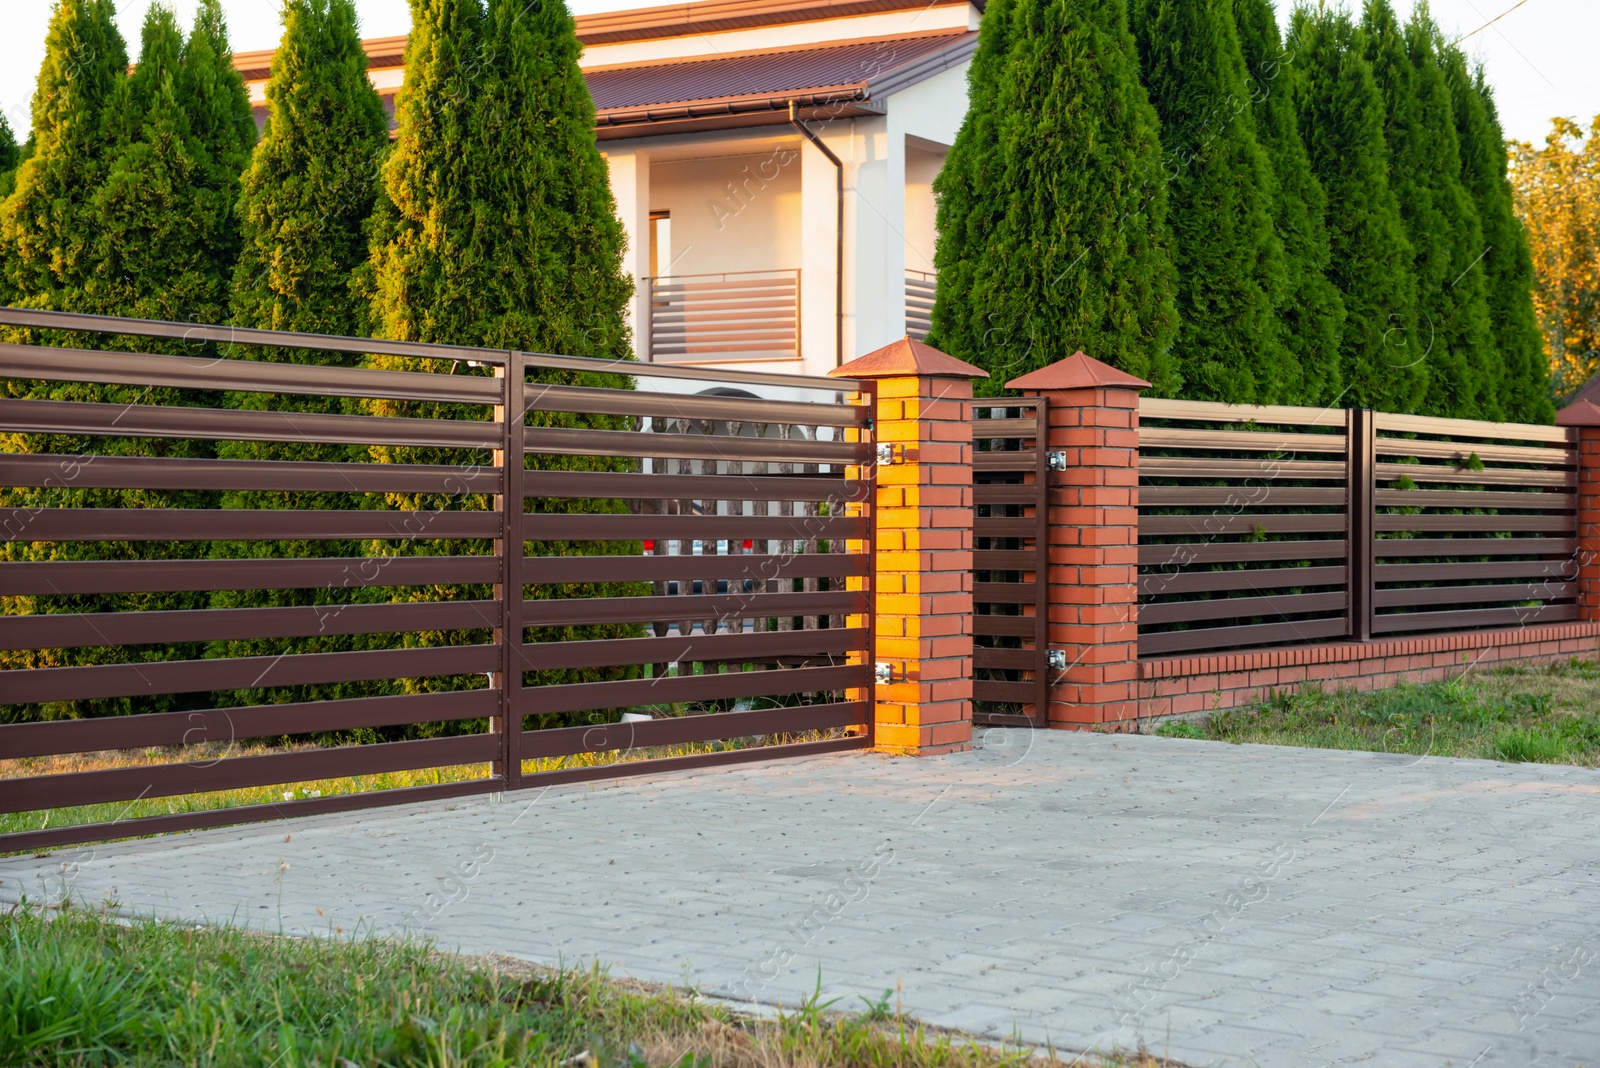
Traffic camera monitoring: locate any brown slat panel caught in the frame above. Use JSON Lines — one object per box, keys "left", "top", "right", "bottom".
{"left": 1372, "top": 488, "right": 1574, "bottom": 510}
{"left": 1139, "top": 616, "right": 1348, "bottom": 655}
{"left": 523, "top": 590, "right": 863, "bottom": 627}
{"left": 1375, "top": 462, "right": 1573, "bottom": 487}
{"left": 518, "top": 701, "right": 865, "bottom": 759}
{"left": 1, "top": 453, "right": 500, "bottom": 494}
{"left": 1140, "top": 427, "right": 1347, "bottom": 453}
{"left": 0, "top": 341, "right": 500, "bottom": 403}
{"left": 1139, "top": 591, "right": 1347, "bottom": 626}
{"left": 1138, "top": 565, "right": 1346, "bottom": 596}
{"left": 1141, "top": 514, "right": 1346, "bottom": 536}
{"left": 972, "top": 419, "right": 1039, "bottom": 438}
{"left": 525, "top": 664, "right": 866, "bottom": 716}
{"left": 974, "top": 648, "right": 1038, "bottom": 670}
{"left": 1141, "top": 458, "right": 1347, "bottom": 480}
{"left": 1373, "top": 410, "right": 1572, "bottom": 444}
{"left": 1374, "top": 437, "right": 1572, "bottom": 465}
{"left": 974, "top": 452, "right": 1037, "bottom": 472}
{"left": 0, "top": 398, "right": 498, "bottom": 449}
{"left": 1372, "top": 603, "right": 1579, "bottom": 634}
{"left": 521, "top": 383, "right": 865, "bottom": 426}
{"left": 523, "top": 426, "right": 862, "bottom": 464}
{"left": 0, "top": 599, "right": 498, "bottom": 651}
{"left": 0, "top": 733, "right": 497, "bottom": 812}
{"left": 974, "top": 582, "right": 1038, "bottom": 603}
{"left": 1, "top": 645, "right": 498, "bottom": 704}
{"left": 1370, "top": 537, "right": 1575, "bottom": 558}
{"left": 1139, "top": 397, "right": 1348, "bottom": 426}
{"left": 0, "top": 555, "right": 499, "bottom": 596}
{"left": 523, "top": 553, "right": 868, "bottom": 585}
{"left": 1375, "top": 560, "right": 1576, "bottom": 583}
{"left": 1139, "top": 486, "right": 1344, "bottom": 507}
{"left": 975, "top": 615, "right": 1037, "bottom": 637}
{"left": 520, "top": 469, "right": 853, "bottom": 502}
{"left": 974, "top": 680, "right": 1036, "bottom": 703}
{"left": 518, "top": 628, "right": 866, "bottom": 671}
{"left": 1138, "top": 540, "right": 1347, "bottom": 565}
{"left": 975, "top": 550, "right": 1038, "bottom": 570}
{"left": 2, "top": 690, "right": 499, "bottom": 759}
{"left": 8, "top": 508, "right": 499, "bottom": 542}
{"left": 974, "top": 485, "right": 1039, "bottom": 505}
{"left": 522, "top": 513, "right": 866, "bottom": 540}
{"left": 0, "top": 778, "right": 497, "bottom": 853}
{"left": 1373, "top": 582, "right": 1575, "bottom": 608}
{"left": 974, "top": 517, "right": 1038, "bottom": 537}
{"left": 1374, "top": 513, "right": 1574, "bottom": 533}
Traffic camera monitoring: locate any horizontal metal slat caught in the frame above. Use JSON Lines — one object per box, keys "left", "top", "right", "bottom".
{"left": 1375, "top": 462, "right": 1573, "bottom": 487}
{"left": 973, "top": 680, "right": 1037, "bottom": 704}
{"left": 1138, "top": 540, "right": 1347, "bottom": 565}
{"left": 523, "top": 382, "right": 864, "bottom": 427}
{"left": 1140, "top": 427, "right": 1347, "bottom": 453}
{"left": 1373, "top": 582, "right": 1575, "bottom": 608}
{"left": 1, "top": 689, "right": 499, "bottom": 759}
{"left": 973, "top": 485, "right": 1039, "bottom": 506}
{"left": 974, "top": 550, "right": 1039, "bottom": 570}
{"left": 1372, "top": 410, "right": 1573, "bottom": 444}
{"left": 1139, "top": 397, "right": 1349, "bottom": 427}
{"left": 1, "top": 453, "right": 500, "bottom": 494}
{"left": 1373, "top": 513, "right": 1575, "bottom": 533}
{"left": 974, "top": 582, "right": 1039, "bottom": 604}
{"left": 1141, "top": 458, "right": 1347, "bottom": 480}
{"left": 1139, "top": 591, "right": 1347, "bottom": 626}
{"left": 974, "top": 648, "right": 1039, "bottom": 670}
{"left": 521, "top": 552, "right": 869, "bottom": 585}
{"left": 523, "top": 590, "right": 864, "bottom": 627}
{"left": 1372, "top": 488, "right": 1574, "bottom": 510}
{"left": 7, "top": 508, "right": 500, "bottom": 543}
{"left": 1371, "top": 603, "right": 1578, "bottom": 634}
{"left": 521, "top": 513, "right": 866, "bottom": 541}
{"left": 0, "top": 555, "right": 499, "bottom": 596}
{"left": 1374, "top": 437, "right": 1572, "bottom": 465}
{"left": 1, "top": 644, "right": 499, "bottom": 704}
{"left": 520, "top": 469, "right": 856, "bottom": 503}
{"left": 1139, "top": 486, "right": 1345, "bottom": 507}
{"left": 974, "top": 452, "right": 1037, "bottom": 472}
{"left": 0, "top": 398, "right": 499, "bottom": 449}
{"left": 972, "top": 418, "right": 1040, "bottom": 438}
{"left": 1138, "top": 616, "right": 1348, "bottom": 656}
{"left": 975, "top": 614, "right": 1037, "bottom": 637}
{"left": 524, "top": 663, "right": 867, "bottom": 716}
{"left": 523, "top": 426, "right": 862, "bottom": 465}
{"left": 518, "top": 701, "right": 865, "bottom": 760}
{"left": 1141, "top": 514, "right": 1346, "bottom": 536}
{"left": 0, "top": 733, "right": 497, "bottom": 812}
{"left": 975, "top": 517, "right": 1039, "bottom": 537}
{"left": 1375, "top": 560, "right": 1575, "bottom": 583}
{"left": 1370, "top": 537, "right": 1576, "bottom": 558}
{"left": 517, "top": 628, "right": 866, "bottom": 671}
{"left": 1138, "top": 565, "right": 1346, "bottom": 596}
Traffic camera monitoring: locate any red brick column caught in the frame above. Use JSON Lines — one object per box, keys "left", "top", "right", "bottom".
{"left": 831, "top": 338, "right": 987, "bottom": 755}
{"left": 1557, "top": 399, "right": 1600, "bottom": 619}
{"left": 1008, "top": 352, "right": 1149, "bottom": 729}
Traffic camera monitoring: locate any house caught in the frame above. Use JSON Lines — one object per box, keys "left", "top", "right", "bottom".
{"left": 231, "top": 0, "right": 981, "bottom": 386}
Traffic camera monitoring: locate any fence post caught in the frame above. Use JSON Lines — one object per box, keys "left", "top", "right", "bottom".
{"left": 495, "top": 356, "right": 524, "bottom": 791}
{"left": 1557, "top": 399, "right": 1600, "bottom": 620}
{"left": 1346, "top": 408, "right": 1375, "bottom": 641}
{"left": 830, "top": 337, "right": 987, "bottom": 755}
{"left": 1007, "top": 352, "right": 1148, "bottom": 729}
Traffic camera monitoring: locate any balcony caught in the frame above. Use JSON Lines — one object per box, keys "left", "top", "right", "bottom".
{"left": 645, "top": 269, "right": 800, "bottom": 364}
{"left": 906, "top": 269, "right": 935, "bottom": 340}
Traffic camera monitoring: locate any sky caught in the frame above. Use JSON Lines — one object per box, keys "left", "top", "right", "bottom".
{"left": 0, "top": 0, "right": 1596, "bottom": 151}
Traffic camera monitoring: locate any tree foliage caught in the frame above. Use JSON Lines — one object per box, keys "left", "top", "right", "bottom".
{"left": 1512, "top": 116, "right": 1600, "bottom": 401}
{"left": 928, "top": 0, "right": 1179, "bottom": 394}
{"left": 1131, "top": 0, "right": 1288, "bottom": 404}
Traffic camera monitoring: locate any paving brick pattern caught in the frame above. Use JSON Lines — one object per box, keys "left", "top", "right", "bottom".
{"left": 4, "top": 732, "right": 1598, "bottom": 1067}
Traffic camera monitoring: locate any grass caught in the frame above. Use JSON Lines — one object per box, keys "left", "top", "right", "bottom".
{"left": 1152, "top": 657, "right": 1600, "bottom": 766}
{"left": 0, "top": 906, "right": 1169, "bottom": 1068}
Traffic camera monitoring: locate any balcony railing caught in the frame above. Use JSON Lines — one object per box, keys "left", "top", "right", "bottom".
{"left": 905, "top": 269, "right": 935, "bottom": 340}
{"left": 645, "top": 269, "right": 800, "bottom": 363}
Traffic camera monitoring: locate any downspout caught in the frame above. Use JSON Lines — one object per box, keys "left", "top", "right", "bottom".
{"left": 789, "top": 101, "right": 844, "bottom": 368}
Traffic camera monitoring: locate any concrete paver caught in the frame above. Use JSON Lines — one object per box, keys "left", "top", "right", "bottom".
{"left": 4, "top": 730, "right": 1600, "bottom": 1067}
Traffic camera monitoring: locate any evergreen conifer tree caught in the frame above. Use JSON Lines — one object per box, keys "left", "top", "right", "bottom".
{"left": 1442, "top": 46, "right": 1551, "bottom": 422}
{"left": 1289, "top": 4, "right": 1424, "bottom": 411}
{"left": 208, "top": 0, "right": 395, "bottom": 709}
{"left": 364, "top": 0, "right": 642, "bottom": 708}
{"left": 927, "top": 0, "right": 1179, "bottom": 394}
{"left": 1131, "top": 0, "right": 1287, "bottom": 403}
{"left": 0, "top": 115, "right": 19, "bottom": 201}
{"left": 1234, "top": 0, "right": 1345, "bottom": 404}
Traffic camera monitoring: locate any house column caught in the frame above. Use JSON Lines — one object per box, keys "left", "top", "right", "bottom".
{"left": 1008, "top": 353, "right": 1149, "bottom": 728}
{"left": 605, "top": 147, "right": 651, "bottom": 360}
{"left": 798, "top": 122, "right": 842, "bottom": 372}
{"left": 831, "top": 338, "right": 986, "bottom": 755}
{"left": 1557, "top": 399, "right": 1600, "bottom": 619}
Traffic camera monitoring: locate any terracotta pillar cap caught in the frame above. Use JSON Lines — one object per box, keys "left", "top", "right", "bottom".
{"left": 829, "top": 337, "right": 989, "bottom": 380}
{"left": 1005, "top": 351, "right": 1151, "bottom": 392}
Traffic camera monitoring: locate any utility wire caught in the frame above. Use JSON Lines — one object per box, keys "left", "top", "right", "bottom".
{"left": 1453, "top": 0, "right": 1533, "bottom": 44}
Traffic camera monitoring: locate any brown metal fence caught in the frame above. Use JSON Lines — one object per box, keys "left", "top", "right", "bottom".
{"left": 972, "top": 399, "right": 1049, "bottom": 726}
{"left": 0, "top": 307, "right": 874, "bottom": 852}
{"left": 1136, "top": 397, "right": 1577, "bottom": 656}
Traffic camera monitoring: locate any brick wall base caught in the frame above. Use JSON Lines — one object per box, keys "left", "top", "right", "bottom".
{"left": 1137, "top": 623, "right": 1600, "bottom": 721}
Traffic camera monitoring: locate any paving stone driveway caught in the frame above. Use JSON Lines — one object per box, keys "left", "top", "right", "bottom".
{"left": 4, "top": 730, "right": 1599, "bottom": 1067}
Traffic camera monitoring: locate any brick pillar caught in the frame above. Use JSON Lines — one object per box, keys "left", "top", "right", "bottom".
{"left": 1557, "top": 399, "right": 1600, "bottom": 619}
{"left": 831, "top": 338, "right": 987, "bottom": 755}
{"left": 1008, "top": 352, "right": 1149, "bottom": 729}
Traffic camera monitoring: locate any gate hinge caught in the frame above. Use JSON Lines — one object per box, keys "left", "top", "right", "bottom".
{"left": 1046, "top": 451, "right": 1068, "bottom": 472}
{"left": 873, "top": 662, "right": 903, "bottom": 685}
{"left": 1046, "top": 649, "right": 1068, "bottom": 671}
{"left": 876, "top": 443, "right": 906, "bottom": 465}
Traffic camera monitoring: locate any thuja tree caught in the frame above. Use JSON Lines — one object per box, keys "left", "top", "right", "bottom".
{"left": 363, "top": 0, "right": 642, "bottom": 718}
{"left": 0, "top": 115, "right": 19, "bottom": 201}
{"left": 207, "top": 0, "right": 395, "bottom": 710}
{"left": 928, "top": 0, "right": 1179, "bottom": 394}
{"left": 1444, "top": 46, "right": 1552, "bottom": 423}
{"left": 1131, "top": 0, "right": 1287, "bottom": 404}
{"left": 1234, "top": 0, "right": 1344, "bottom": 404}
{"left": 1289, "top": 4, "right": 1424, "bottom": 412}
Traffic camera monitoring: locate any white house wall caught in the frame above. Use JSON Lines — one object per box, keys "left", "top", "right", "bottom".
{"left": 651, "top": 153, "right": 802, "bottom": 279}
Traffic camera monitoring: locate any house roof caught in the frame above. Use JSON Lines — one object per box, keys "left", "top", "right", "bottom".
{"left": 577, "top": 0, "right": 981, "bottom": 45}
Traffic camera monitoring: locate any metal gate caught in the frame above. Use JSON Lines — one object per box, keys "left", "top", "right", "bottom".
{"left": 0, "top": 307, "right": 875, "bottom": 852}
